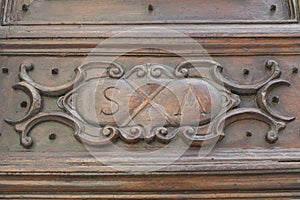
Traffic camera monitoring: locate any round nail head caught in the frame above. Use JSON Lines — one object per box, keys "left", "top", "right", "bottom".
{"left": 49, "top": 133, "right": 57, "bottom": 140}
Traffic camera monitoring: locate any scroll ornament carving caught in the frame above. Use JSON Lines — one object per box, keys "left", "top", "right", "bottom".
{"left": 5, "top": 60, "right": 295, "bottom": 148}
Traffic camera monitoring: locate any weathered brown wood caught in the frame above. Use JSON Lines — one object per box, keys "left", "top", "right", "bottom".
{"left": 2, "top": 37, "right": 300, "bottom": 56}
{"left": 0, "top": 0, "right": 300, "bottom": 199}
{"left": 1, "top": 150, "right": 300, "bottom": 198}
{"left": 3, "top": 0, "right": 297, "bottom": 25}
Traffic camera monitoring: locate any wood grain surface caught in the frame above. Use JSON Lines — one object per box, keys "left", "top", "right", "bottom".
{"left": 0, "top": 0, "right": 300, "bottom": 199}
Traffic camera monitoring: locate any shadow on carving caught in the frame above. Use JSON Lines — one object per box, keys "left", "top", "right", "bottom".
{"left": 212, "top": 108, "right": 286, "bottom": 144}
{"left": 257, "top": 79, "right": 295, "bottom": 122}
{"left": 19, "top": 63, "right": 77, "bottom": 96}
{"left": 5, "top": 81, "right": 42, "bottom": 125}
{"left": 212, "top": 60, "right": 281, "bottom": 95}
{"left": 14, "top": 111, "right": 121, "bottom": 148}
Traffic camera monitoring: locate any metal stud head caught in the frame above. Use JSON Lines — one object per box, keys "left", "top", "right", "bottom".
{"left": 49, "top": 133, "right": 57, "bottom": 140}
{"left": 243, "top": 68, "right": 250, "bottom": 75}
{"left": 2, "top": 67, "right": 8, "bottom": 74}
{"left": 51, "top": 68, "right": 59, "bottom": 75}
{"left": 272, "top": 96, "right": 280, "bottom": 104}
{"left": 246, "top": 131, "right": 252, "bottom": 137}
{"left": 20, "top": 101, "right": 28, "bottom": 108}
{"left": 292, "top": 67, "right": 298, "bottom": 74}
{"left": 22, "top": 4, "right": 29, "bottom": 12}
{"left": 148, "top": 4, "right": 154, "bottom": 11}
{"left": 270, "top": 4, "right": 276, "bottom": 12}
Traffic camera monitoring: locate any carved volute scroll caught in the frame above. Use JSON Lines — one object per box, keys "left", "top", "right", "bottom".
{"left": 5, "top": 60, "right": 295, "bottom": 148}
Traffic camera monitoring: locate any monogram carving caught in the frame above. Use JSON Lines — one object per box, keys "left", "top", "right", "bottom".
{"left": 5, "top": 60, "right": 295, "bottom": 148}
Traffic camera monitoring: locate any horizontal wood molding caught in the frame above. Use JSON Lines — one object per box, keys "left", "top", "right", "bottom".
{"left": 1, "top": 149, "right": 300, "bottom": 199}
{"left": 1, "top": 24, "right": 300, "bottom": 39}
{"left": 1, "top": 37, "right": 300, "bottom": 56}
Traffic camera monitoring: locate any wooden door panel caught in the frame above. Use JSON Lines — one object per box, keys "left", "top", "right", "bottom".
{"left": 2, "top": 0, "right": 297, "bottom": 25}
{"left": 0, "top": 54, "right": 299, "bottom": 151}
{"left": 1, "top": 0, "right": 300, "bottom": 199}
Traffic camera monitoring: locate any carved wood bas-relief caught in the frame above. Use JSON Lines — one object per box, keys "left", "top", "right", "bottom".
{"left": 5, "top": 60, "right": 295, "bottom": 148}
